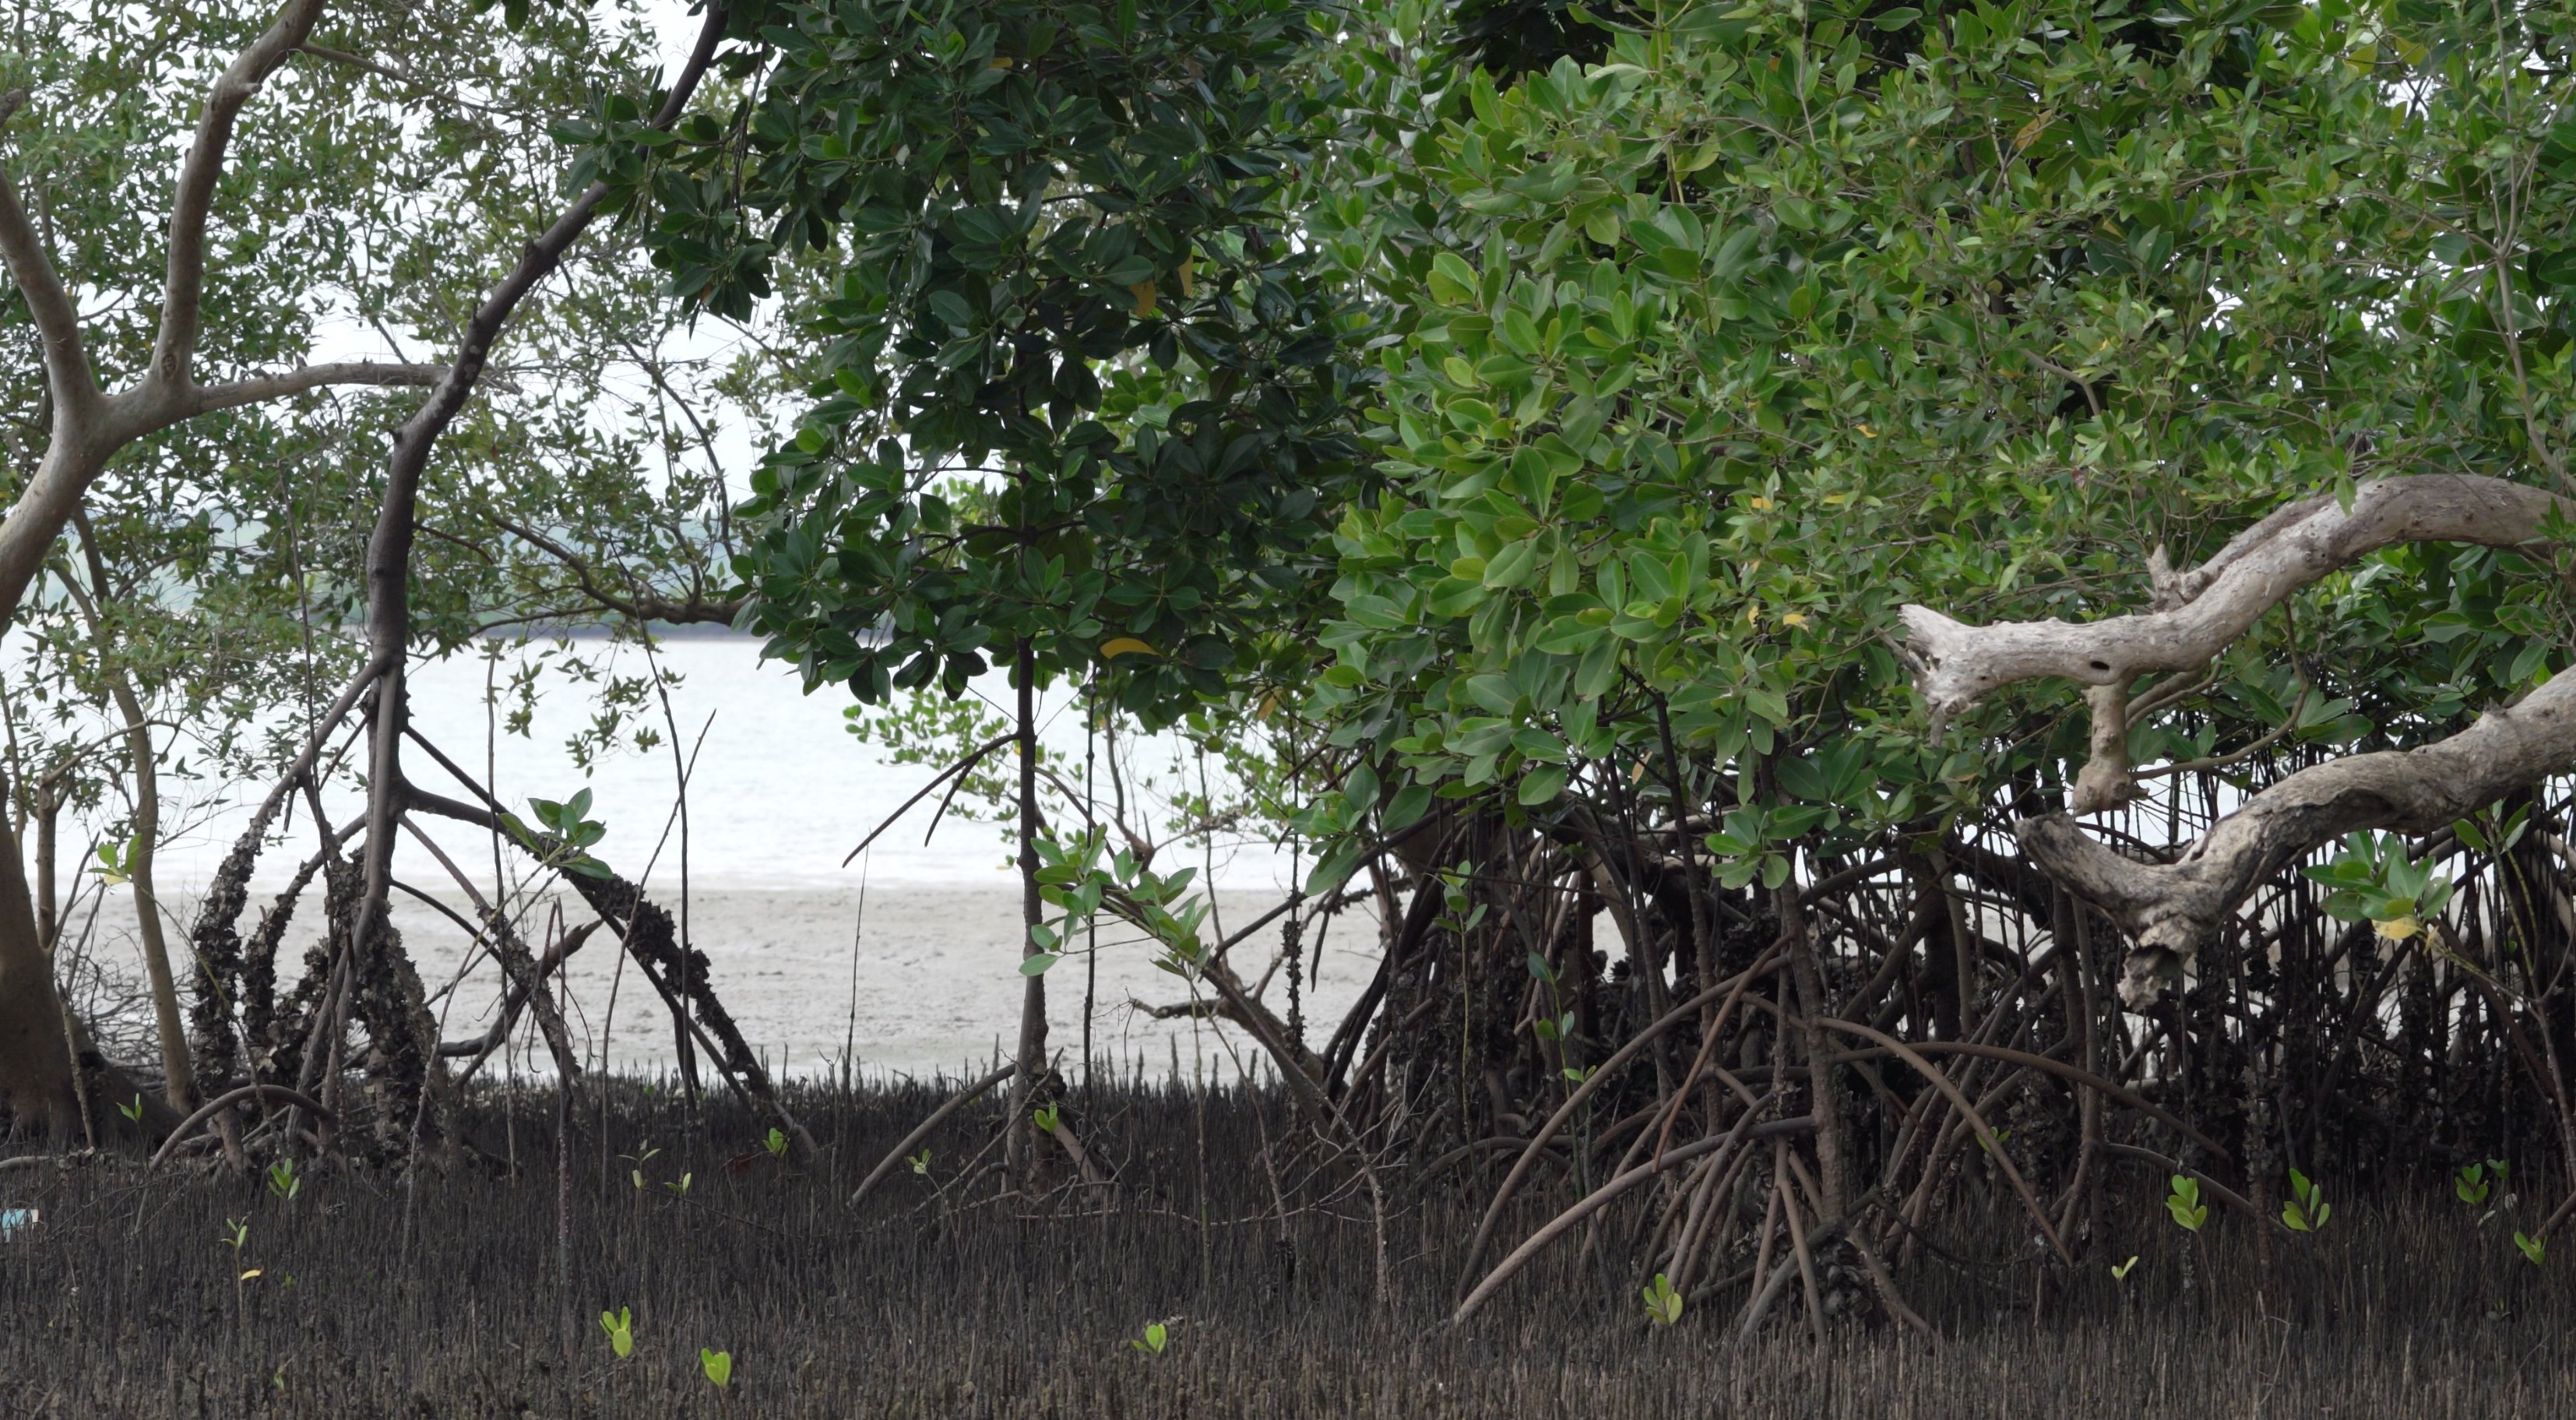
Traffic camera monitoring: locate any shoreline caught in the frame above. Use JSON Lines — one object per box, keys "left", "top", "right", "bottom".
{"left": 90, "top": 884, "right": 1382, "bottom": 1083}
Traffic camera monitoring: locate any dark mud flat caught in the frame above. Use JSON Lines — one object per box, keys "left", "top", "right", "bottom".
{"left": 0, "top": 1079, "right": 2570, "bottom": 1418}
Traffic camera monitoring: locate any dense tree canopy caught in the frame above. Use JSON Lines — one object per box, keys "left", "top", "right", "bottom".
{"left": 1297, "top": 0, "right": 2576, "bottom": 891}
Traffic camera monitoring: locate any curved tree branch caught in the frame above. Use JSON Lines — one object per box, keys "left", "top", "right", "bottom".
{"left": 477, "top": 510, "right": 745, "bottom": 625}
{"left": 0, "top": 89, "right": 99, "bottom": 416}
{"left": 1902, "top": 474, "right": 2576, "bottom": 1003}
{"left": 145, "top": 0, "right": 329, "bottom": 397}
{"left": 1902, "top": 476, "right": 2569, "bottom": 731}
{"left": 183, "top": 360, "right": 451, "bottom": 417}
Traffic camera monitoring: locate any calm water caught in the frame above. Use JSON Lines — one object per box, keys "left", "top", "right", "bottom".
{"left": 152, "top": 634, "right": 1295, "bottom": 897}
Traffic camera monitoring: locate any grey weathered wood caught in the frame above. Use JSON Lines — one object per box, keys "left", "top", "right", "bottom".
{"left": 1902, "top": 474, "right": 2576, "bottom": 1003}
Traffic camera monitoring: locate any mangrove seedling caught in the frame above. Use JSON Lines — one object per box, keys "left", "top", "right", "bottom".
{"left": 2282, "top": 1169, "right": 2328, "bottom": 1233}
{"left": 700, "top": 1348, "right": 733, "bottom": 1387}
{"left": 266, "top": 1159, "right": 301, "bottom": 1203}
{"left": 2166, "top": 1176, "right": 2209, "bottom": 1232}
{"left": 1033, "top": 1102, "right": 1061, "bottom": 1134}
{"left": 221, "top": 1218, "right": 254, "bottom": 1321}
{"left": 2111, "top": 1256, "right": 2141, "bottom": 1281}
{"left": 2515, "top": 1231, "right": 2546, "bottom": 1266}
{"left": 907, "top": 1149, "right": 932, "bottom": 1176}
{"left": 1642, "top": 1272, "right": 1684, "bottom": 1327}
{"left": 2456, "top": 1159, "right": 2507, "bottom": 1209}
{"left": 624, "top": 1144, "right": 662, "bottom": 1191}
{"left": 600, "top": 1307, "right": 635, "bottom": 1358}
{"left": 1130, "top": 1321, "right": 1170, "bottom": 1355}
{"left": 762, "top": 1127, "right": 789, "bottom": 1161}
{"left": 116, "top": 1095, "right": 144, "bottom": 1125}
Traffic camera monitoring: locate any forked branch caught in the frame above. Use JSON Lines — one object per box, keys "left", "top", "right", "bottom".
{"left": 1902, "top": 474, "right": 2576, "bottom": 1002}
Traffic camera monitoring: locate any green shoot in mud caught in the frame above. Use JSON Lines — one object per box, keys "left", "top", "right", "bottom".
{"left": 600, "top": 1308, "right": 635, "bottom": 1359}
{"left": 2455, "top": 1160, "right": 2507, "bottom": 1208}
{"left": 700, "top": 1348, "right": 732, "bottom": 1387}
{"left": 2282, "top": 1170, "right": 2330, "bottom": 1233}
{"left": 2514, "top": 1232, "right": 2546, "bottom": 1266}
{"left": 221, "top": 1218, "right": 255, "bottom": 1326}
{"left": 1641, "top": 1273, "right": 1683, "bottom": 1327}
{"left": 116, "top": 1095, "right": 143, "bottom": 1125}
{"left": 907, "top": 1149, "right": 931, "bottom": 1176}
{"left": 1130, "top": 1321, "right": 1170, "bottom": 1355}
{"left": 762, "top": 1128, "right": 789, "bottom": 1162}
{"left": 2166, "top": 1176, "right": 2209, "bottom": 1233}
{"left": 2112, "top": 1256, "right": 2141, "bottom": 1281}
{"left": 266, "top": 1159, "right": 300, "bottom": 1204}
{"left": 1033, "top": 1103, "right": 1061, "bottom": 1135}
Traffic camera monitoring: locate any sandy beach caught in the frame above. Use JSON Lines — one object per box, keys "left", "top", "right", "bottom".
{"left": 102, "top": 883, "right": 1383, "bottom": 1083}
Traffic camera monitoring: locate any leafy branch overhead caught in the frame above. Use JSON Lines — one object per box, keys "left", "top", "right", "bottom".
{"left": 582, "top": 0, "right": 1378, "bottom": 723}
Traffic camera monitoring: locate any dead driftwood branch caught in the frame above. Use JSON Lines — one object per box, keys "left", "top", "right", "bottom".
{"left": 1902, "top": 474, "right": 2576, "bottom": 1001}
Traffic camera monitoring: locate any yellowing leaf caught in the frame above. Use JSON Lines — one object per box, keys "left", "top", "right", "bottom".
{"left": 1101, "top": 637, "right": 1157, "bottom": 659}
{"left": 1129, "top": 280, "right": 1157, "bottom": 318}
{"left": 2374, "top": 915, "right": 2420, "bottom": 941}
{"left": 2013, "top": 111, "right": 2056, "bottom": 152}
{"left": 1177, "top": 256, "right": 1196, "bottom": 298}
{"left": 1748, "top": 496, "right": 1774, "bottom": 511}
{"left": 1781, "top": 612, "right": 1810, "bottom": 628}
{"left": 239, "top": 1269, "right": 263, "bottom": 1281}
{"left": 990, "top": 56, "right": 1014, "bottom": 69}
